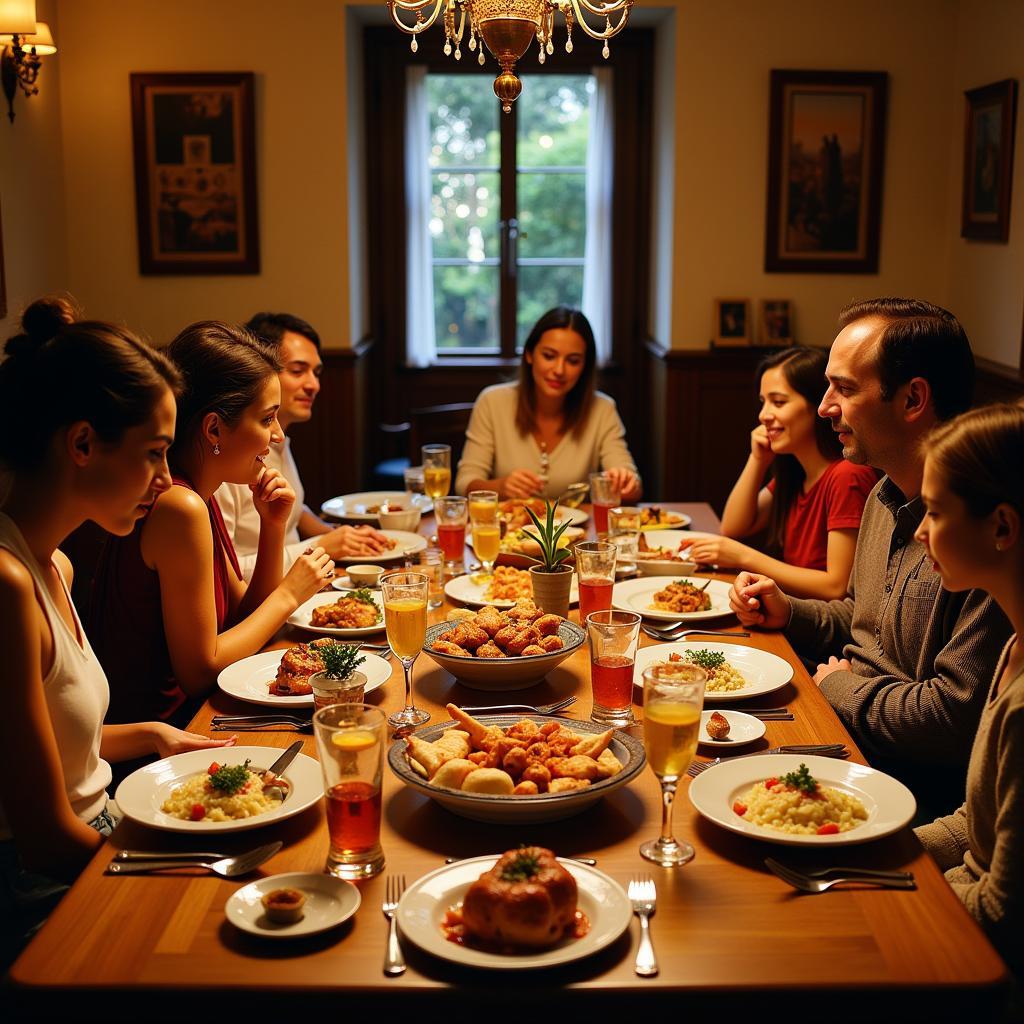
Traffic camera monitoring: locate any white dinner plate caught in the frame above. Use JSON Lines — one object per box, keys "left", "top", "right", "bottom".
{"left": 561, "top": 506, "right": 589, "bottom": 527}
{"left": 320, "top": 491, "right": 434, "bottom": 523}
{"left": 639, "top": 510, "right": 691, "bottom": 531}
{"left": 287, "top": 590, "right": 387, "bottom": 637}
{"left": 445, "top": 570, "right": 580, "bottom": 608}
{"left": 633, "top": 641, "right": 793, "bottom": 702}
{"left": 332, "top": 529, "right": 426, "bottom": 565}
{"left": 698, "top": 709, "right": 767, "bottom": 747}
{"left": 613, "top": 576, "right": 733, "bottom": 622}
{"left": 226, "top": 872, "right": 361, "bottom": 938}
{"left": 636, "top": 530, "right": 714, "bottom": 576}
{"left": 688, "top": 753, "right": 917, "bottom": 846}
{"left": 115, "top": 746, "right": 322, "bottom": 834}
{"left": 217, "top": 649, "right": 391, "bottom": 708}
{"left": 397, "top": 856, "right": 631, "bottom": 969}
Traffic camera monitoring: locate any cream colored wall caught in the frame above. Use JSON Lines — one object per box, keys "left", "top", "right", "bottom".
{"left": 944, "top": 0, "right": 1024, "bottom": 369}
{"left": 55, "top": 0, "right": 353, "bottom": 348}
{"left": 668, "top": 0, "right": 959, "bottom": 350}
{"left": 0, "top": 0, "right": 66, "bottom": 339}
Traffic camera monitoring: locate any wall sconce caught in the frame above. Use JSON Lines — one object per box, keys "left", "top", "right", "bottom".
{"left": 1, "top": 1, "right": 56, "bottom": 123}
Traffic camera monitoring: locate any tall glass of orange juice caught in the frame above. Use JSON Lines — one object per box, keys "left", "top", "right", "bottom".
{"left": 422, "top": 444, "right": 451, "bottom": 499}
{"left": 640, "top": 662, "right": 706, "bottom": 866}
{"left": 380, "top": 571, "right": 430, "bottom": 728}
{"left": 468, "top": 489, "right": 500, "bottom": 575}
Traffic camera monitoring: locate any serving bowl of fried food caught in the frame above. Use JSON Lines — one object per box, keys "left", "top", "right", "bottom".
{"left": 388, "top": 706, "right": 645, "bottom": 823}
{"left": 421, "top": 598, "right": 586, "bottom": 690}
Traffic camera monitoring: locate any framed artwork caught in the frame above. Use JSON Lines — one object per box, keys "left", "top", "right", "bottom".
{"left": 713, "top": 299, "right": 752, "bottom": 347}
{"left": 758, "top": 299, "right": 793, "bottom": 346}
{"left": 130, "top": 72, "right": 259, "bottom": 274}
{"left": 765, "top": 70, "right": 888, "bottom": 274}
{"left": 961, "top": 78, "right": 1018, "bottom": 242}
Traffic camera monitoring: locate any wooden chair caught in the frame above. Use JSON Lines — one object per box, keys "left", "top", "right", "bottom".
{"left": 370, "top": 402, "right": 475, "bottom": 489}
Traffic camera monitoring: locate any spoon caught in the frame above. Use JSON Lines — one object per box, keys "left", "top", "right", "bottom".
{"left": 106, "top": 841, "right": 282, "bottom": 878}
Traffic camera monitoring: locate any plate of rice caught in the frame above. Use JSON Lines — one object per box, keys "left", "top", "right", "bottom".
{"left": 632, "top": 642, "right": 793, "bottom": 702}
{"left": 115, "top": 746, "right": 322, "bottom": 833}
{"left": 445, "top": 567, "right": 580, "bottom": 609}
{"left": 688, "top": 754, "right": 916, "bottom": 846}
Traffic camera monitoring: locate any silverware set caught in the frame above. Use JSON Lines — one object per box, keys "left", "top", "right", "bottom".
{"left": 641, "top": 626, "right": 752, "bottom": 643}
{"left": 627, "top": 875, "right": 658, "bottom": 977}
{"left": 457, "top": 695, "right": 576, "bottom": 716}
{"left": 764, "top": 857, "right": 916, "bottom": 893}
{"left": 106, "top": 841, "right": 282, "bottom": 877}
{"left": 211, "top": 714, "right": 312, "bottom": 732}
{"left": 687, "top": 743, "right": 849, "bottom": 778}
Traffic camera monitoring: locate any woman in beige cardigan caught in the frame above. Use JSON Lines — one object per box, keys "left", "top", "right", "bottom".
{"left": 913, "top": 403, "right": 1024, "bottom": 973}
{"left": 455, "top": 308, "right": 641, "bottom": 501}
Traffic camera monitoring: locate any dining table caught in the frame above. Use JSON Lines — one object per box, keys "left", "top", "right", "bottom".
{"left": 9, "top": 503, "right": 1009, "bottom": 1019}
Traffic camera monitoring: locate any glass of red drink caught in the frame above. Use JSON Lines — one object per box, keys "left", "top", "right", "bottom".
{"left": 434, "top": 496, "right": 468, "bottom": 573}
{"left": 313, "top": 704, "right": 386, "bottom": 880}
{"left": 575, "top": 540, "right": 617, "bottom": 624}
{"left": 589, "top": 472, "right": 621, "bottom": 536}
{"left": 585, "top": 609, "right": 641, "bottom": 728}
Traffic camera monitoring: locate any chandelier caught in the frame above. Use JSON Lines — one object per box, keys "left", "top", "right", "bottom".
{"left": 386, "top": 0, "right": 634, "bottom": 112}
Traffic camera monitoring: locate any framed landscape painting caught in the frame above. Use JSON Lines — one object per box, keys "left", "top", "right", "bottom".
{"left": 765, "top": 70, "right": 888, "bottom": 273}
{"left": 961, "top": 78, "right": 1018, "bottom": 242}
{"left": 130, "top": 72, "right": 259, "bottom": 274}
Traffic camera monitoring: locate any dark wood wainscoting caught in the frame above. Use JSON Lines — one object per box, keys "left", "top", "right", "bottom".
{"left": 975, "top": 357, "right": 1024, "bottom": 405}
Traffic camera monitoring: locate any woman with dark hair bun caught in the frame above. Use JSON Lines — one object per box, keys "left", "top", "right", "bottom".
{"left": 89, "top": 321, "right": 334, "bottom": 726}
{"left": 0, "top": 297, "right": 235, "bottom": 960}
{"left": 455, "top": 307, "right": 640, "bottom": 500}
{"left": 688, "top": 346, "right": 877, "bottom": 599}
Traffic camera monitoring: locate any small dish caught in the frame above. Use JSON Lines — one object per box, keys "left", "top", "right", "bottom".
{"left": 378, "top": 506, "right": 422, "bottom": 532}
{"left": 698, "top": 709, "right": 767, "bottom": 747}
{"left": 346, "top": 564, "right": 386, "bottom": 587}
{"left": 226, "top": 872, "right": 361, "bottom": 938}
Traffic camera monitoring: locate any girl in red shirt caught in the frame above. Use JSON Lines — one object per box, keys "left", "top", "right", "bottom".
{"left": 689, "top": 347, "right": 876, "bottom": 599}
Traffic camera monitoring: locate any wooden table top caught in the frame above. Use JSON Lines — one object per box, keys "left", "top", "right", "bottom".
{"left": 10, "top": 504, "right": 1008, "bottom": 1016}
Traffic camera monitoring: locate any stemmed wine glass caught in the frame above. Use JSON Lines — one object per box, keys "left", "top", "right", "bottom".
{"left": 640, "top": 661, "right": 707, "bottom": 865}
{"left": 380, "top": 571, "right": 430, "bottom": 729}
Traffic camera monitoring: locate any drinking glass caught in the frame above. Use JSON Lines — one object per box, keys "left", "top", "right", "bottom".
{"left": 380, "top": 571, "right": 430, "bottom": 728}
{"left": 640, "top": 662, "right": 707, "bottom": 866}
{"left": 418, "top": 547, "right": 444, "bottom": 609}
{"left": 422, "top": 444, "right": 452, "bottom": 499}
{"left": 434, "top": 495, "right": 468, "bottom": 573}
{"left": 575, "top": 540, "right": 617, "bottom": 623}
{"left": 585, "top": 609, "right": 641, "bottom": 728}
{"left": 468, "top": 489, "right": 500, "bottom": 575}
{"left": 589, "top": 472, "right": 621, "bottom": 536}
{"left": 608, "top": 505, "right": 642, "bottom": 575}
{"left": 314, "top": 703, "right": 386, "bottom": 880}
{"left": 403, "top": 464, "right": 425, "bottom": 495}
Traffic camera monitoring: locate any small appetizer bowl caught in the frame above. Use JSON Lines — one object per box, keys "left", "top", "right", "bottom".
{"left": 378, "top": 507, "right": 422, "bottom": 532}
{"left": 347, "top": 564, "right": 386, "bottom": 587}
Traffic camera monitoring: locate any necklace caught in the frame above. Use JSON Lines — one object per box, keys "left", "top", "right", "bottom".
{"left": 538, "top": 441, "right": 550, "bottom": 489}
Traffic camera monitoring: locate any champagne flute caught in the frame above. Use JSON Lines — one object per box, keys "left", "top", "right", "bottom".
{"left": 640, "top": 662, "right": 707, "bottom": 865}
{"left": 468, "top": 489, "right": 500, "bottom": 576}
{"left": 380, "top": 571, "right": 430, "bottom": 729}
{"left": 422, "top": 444, "right": 451, "bottom": 499}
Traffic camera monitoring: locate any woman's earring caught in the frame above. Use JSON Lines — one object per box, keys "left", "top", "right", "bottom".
{"left": 213, "top": 443, "right": 220, "bottom": 456}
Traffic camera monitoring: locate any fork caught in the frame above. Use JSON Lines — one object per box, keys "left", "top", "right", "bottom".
{"left": 627, "top": 876, "right": 658, "bottom": 977}
{"left": 211, "top": 715, "right": 312, "bottom": 732}
{"left": 641, "top": 626, "right": 752, "bottom": 642}
{"left": 764, "top": 857, "right": 913, "bottom": 882}
{"left": 457, "top": 695, "right": 577, "bottom": 716}
{"left": 764, "top": 858, "right": 917, "bottom": 893}
{"left": 382, "top": 874, "right": 407, "bottom": 976}
{"left": 687, "top": 743, "right": 849, "bottom": 778}
{"left": 106, "top": 842, "right": 281, "bottom": 878}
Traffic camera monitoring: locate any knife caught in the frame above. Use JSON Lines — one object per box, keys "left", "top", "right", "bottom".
{"left": 266, "top": 739, "right": 304, "bottom": 778}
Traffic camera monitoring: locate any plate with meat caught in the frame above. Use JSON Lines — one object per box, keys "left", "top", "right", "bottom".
{"left": 320, "top": 491, "right": 434, "bottom": 523}
{"left": 636, "top": 530, "right": 715, "bottom": 576}
{"left": 332, "top": 529, "right": 427, "bottom": 565}
{"left": 288, "top": 589, "right": 386, "bottom": 637}
{"left": 638, "top": 506, "right": 691, "bottom": 531}
{"left": 217, "top": 646, "right": 391, "bottom": 708}
{"left": 396, "top": 850, "right": 630, "bottom": 969}
{"left": 612, "top": 576, "right": 733, "bottom": 621}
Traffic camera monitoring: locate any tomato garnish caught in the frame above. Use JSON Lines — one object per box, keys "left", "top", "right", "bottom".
{"left": 208, "top": 762, "right": 221, "bottom": 775}
{"left": 190, "top": 803, "right": 206, "bottom": 821}
{"left": 764, "top": 777, "right": 779, "bottom": 790}
{"left": 732, "top": 800, "right": 747, "bottom": 816}
{"left": 816, "top": 822, "right": 839, "bottom": 835}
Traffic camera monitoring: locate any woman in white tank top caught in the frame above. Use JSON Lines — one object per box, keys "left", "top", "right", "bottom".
{"left": 0, "top": 297, "right": 236, "bottom": 962}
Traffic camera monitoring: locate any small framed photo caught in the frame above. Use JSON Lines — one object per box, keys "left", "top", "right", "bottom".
{"left": 713, "top": 299, "right": 752, "bottom": 346}
{"left": 758, "top": 299, "right": 794, "bottom": 346}
{"left": 961, "top": 79, "right": 1018, "bottom": 242}
{"left": 130, "top": 72, "right": 260, "bottom": 274}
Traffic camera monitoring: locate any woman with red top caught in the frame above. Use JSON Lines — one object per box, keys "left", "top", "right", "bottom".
{"left": 89, "top": 321, "right": 333, "bottom": 726}
{"left": 688, "top": 347, "right": 876, "bottom": 599}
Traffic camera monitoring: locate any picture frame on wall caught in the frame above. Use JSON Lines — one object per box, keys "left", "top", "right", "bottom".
{"left": 713, "top": 299, "right": 752, "bottom": 347}
{"left": 765, "top": 70, "right": 888, "bottom": 274}
{"left": 758, "top": 299, "right": 794, "bottom": 346}
{"left": 130, "top": 72, "right": 259, "bottom": 274}
{"left": 961, "top": 78, "right": 1018, "bottom": 242}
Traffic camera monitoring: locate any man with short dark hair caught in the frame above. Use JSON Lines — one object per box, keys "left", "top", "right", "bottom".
{"left": 217, "top": 312, "right": 388, "bottom": 579}
{"left": 729, "top": 298, "right": 1012, "bottom": 816}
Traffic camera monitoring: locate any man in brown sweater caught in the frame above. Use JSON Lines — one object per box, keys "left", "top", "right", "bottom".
{"left": 729, "top": 299, "right": 1013, "bottom": 817}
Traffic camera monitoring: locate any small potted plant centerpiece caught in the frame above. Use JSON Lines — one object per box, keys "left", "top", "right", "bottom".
{"left": 309, "top": 641, "right": 367, "bottom": 712}
{"left": 524, "top": 500, "right": 574, "bottom": 618}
